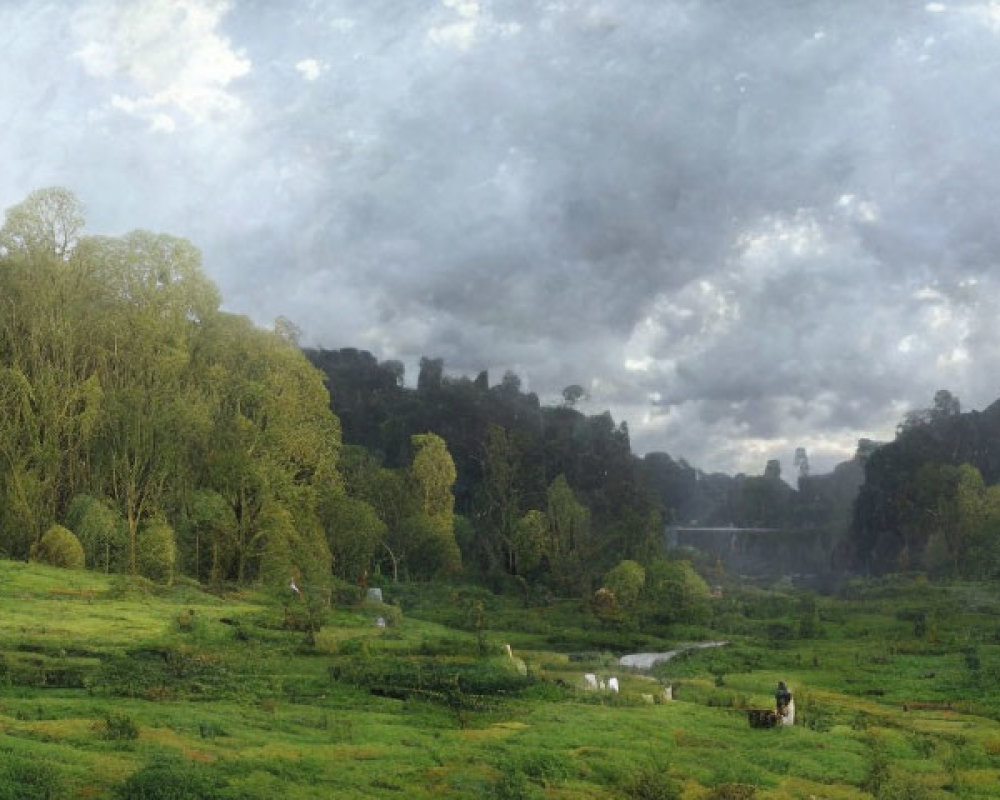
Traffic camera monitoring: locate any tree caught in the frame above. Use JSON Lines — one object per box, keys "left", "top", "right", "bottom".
{"left": 196, "top": 314, "right": 341, "bottom": 583}
{"left": 931, "top": 389, "right": 960, "bottom": 421}
{"left": 89, "top": 230, "right": 220, "bottom": 575}
{"left": 643, "top": 559, "right": 710, "bottom": 624}
{"left": 136, "top": 518, "right": 177, "bottom": 584}
{"left": 545, "top": 474, "right": 591, "bottom": 594}
{"left": 948, "top": 463, "right": 1000, "bottom": 578}
{"left": 31, "top": 524, "right": 85, "bottom": 569}
{"left": 898, "top": 389, "right": 961, "bottom": 434}
{"left": 561, "top": 384, "right": 586, "bottom": 408}
{"left": 764, "top": 459, "right": 781, "bottom": 482}
{"left": 410, "top": 433, "right": 457, "bottom": 529}
{"left": 180, "top": 488, "right": 237, "bottom": 583}
{"left": 394, "top": 512, "right": 461, "bottom": 579}
{"left": 499, "top": 370, "right": 521, "bottom": 395}
{"left": 320, "top": 492, "right": 386, "bottom": 581}
{"left": 793, "top": 447, "right": 810, "bottom": 481}
{"left": 0, "top": 187, "right": 84, "bottom": 258}
{"left": 0, "top": 191, "right": 106, "bottom": 554}
{"left": 513, "top": 509, "right": 548, "bottom": 574}
{"left": 478, "top": 424, "right": 521, "bottom": 573}
{"left": 603, "top": 560, "right": 645, "bottom": 612}
{"left": 417, "top": 357, "right": 443, "bottom": 393}
{"left": 402, "top": 433, "right": 461, "bottom": 577}
{"left": 65, "top": 494, "right": 124, "bottom": 573}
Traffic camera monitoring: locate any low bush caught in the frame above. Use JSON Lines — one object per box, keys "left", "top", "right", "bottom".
{"left": 0, "top": 757, "right": 62, "bottom": 800}
{"left": 873, "top": 772, "right": 934, "bottom": 799}
{"left": 620, "top": 764, "right": 680, "bottom": 800}
{"left": 114, "top": 759, "right": 225, "bottom": 799}
{"left": 491, "top": 766, "right": 540, "bottom": 799}
{"left": 707, "top": 784, "right": 756, "bottom": 800}
{"left": 329, "top": 654, "right": 532, "bottom": 707}
{"left": 94, "top": 647, "right": 230, "bottom": 698}
{"left": 30, "top": 525, "right": 84, "bottom": 570}
{"left": 100, "top": 712, "right": 139, "bottom": 740}
{"left": 198, "top": 721, "right": 227, "bottom": 739}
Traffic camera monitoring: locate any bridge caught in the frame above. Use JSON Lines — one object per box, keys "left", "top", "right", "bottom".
{"left": 665, "top": 525, "right": 831, "bottom": 577}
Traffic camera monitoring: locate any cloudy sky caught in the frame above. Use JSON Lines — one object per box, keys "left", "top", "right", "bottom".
{"left": 3, "top": 0, "right": 1000, "bottom": 476}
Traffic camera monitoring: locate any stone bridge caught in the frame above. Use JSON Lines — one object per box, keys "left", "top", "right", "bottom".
{"left": 665, "top": 525, "right": 832, "bottom": 578}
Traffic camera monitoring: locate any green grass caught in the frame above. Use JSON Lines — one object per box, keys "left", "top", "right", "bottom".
{"left": 2, "top": 561, "right": 1000, "bottom": 798}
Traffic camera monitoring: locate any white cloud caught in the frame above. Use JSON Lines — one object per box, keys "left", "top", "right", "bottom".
{"left": 428, "top": 0, "right": 521, "bottom": 50}
{"left": 295, "top": 59, "right": 322, "bottom": 81}
{"left": 428, "top": 20, "right": 479, "bottom": 50}
{"left": 72, "top": 0, "right": 250, "bottom": 130}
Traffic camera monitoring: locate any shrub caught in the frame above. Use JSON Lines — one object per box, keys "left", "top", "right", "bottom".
{"left": 592, "top": 587, "right": 620, "bottom": 620}
{"left": 114, "top": 759, "right": 225, "bottom": 799}
{"left": 198, "top": 721, "right": 227, "bottom": 739}
{"left": 30, "top": 525, "right": 84, "bottom": 569}
{"left": 707, "top": 784, "right": 756, "bottom": 800}
{"left": 0, "top": 757, "right": 62, "bottom": 800}
{"left": 492, "top": 766, "right": 540, "bottom": 799}
{"left": 137, "top": 519, "right": 177, "bottom": 584}
{"left": 100, "top": 712, "right": 139, "bottom": 740}
{"left": 620, "top": 764, "right": 680, "bottom": 800}
{"left": 603, "top": 560, "right": 646, "bottom": 611}
{"left": 874, "top": 773, "right": 933, "bottom": 799}
{"left": 329, "top": 654, "right": 531, "bottom": 706}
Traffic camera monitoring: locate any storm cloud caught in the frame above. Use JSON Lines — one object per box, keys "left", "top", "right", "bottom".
{"left": 4, "top": 0, "right": 1000, "bottom": 474}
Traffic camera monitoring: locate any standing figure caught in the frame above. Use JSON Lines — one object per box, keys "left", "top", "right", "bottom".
{"left": 775, "top": 680, "right": 794, "bottom": 725}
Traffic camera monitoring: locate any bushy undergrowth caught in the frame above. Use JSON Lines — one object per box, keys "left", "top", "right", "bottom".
{"left": 114, "top": 759, "right": 226, "bottom": 800}
{"left": 619, "top": 764, "right": 680, "bottom": 800}
{"left": 6, "top": 560, "right": 1000, "bottom": 799}
{"left": 94, "top": 646, "right": 232, "bottom": 698}
{"left": 329, "top": 653, "right": 532, "bottom": 707}
{"left": 100, "top": 712, "right": 139, "bottom": 740}
{"left": 0, "top": 756, "right": 62, "bottom": 800}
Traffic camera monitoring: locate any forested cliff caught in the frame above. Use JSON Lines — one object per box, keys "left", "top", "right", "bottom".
{"left": 850, "top": 392, "right": 1000, "bottom": 577}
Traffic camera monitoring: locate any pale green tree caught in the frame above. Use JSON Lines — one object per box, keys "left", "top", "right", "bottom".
{"left": 513, "top": 509, "right": 548, "bottom": 574}
{"left": 643, "top": 559, "right": 710, "bottom": 624}
{"left": 137, "top": 518, "right": 177, "bottom": 584}
{"left": 320, "top": 492, "right": 386, "bottom": 581}
{"left": 0, "top": 190, "right": 106, "bottom": 554}
{"left": 31, "top": 524, "right": 85, "bottom": 569}
{"left": 545, "top": 474, "right": 591, "bottom": 594}
{"left": 603, "top": 559, "right": 646, "bottom": 612}
{"left": 65, "top": 493, "right": 125, "bottom": 573}
{"left": 479, "top": 424, "right": 521, "bottom": 573}
{"left": 195, "top": 313, "right": 340, "bottom": 583}
{"left": 395, "top": 433, "right": 461, "bottom": 578}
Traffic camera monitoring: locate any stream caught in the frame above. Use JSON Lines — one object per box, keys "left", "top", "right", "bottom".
{"left": 618, "top": 640, "right": 729, "bottom": 671}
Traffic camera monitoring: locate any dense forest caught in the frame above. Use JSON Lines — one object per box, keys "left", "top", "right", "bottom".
{"left": 306, "top": 346, "right": 869, "bottom": 589}
{"left": 3, "top": 188, "right": 997, "bottom": 609}
{"left": 850, "top": 390, "right": 1000, "bottom": 577}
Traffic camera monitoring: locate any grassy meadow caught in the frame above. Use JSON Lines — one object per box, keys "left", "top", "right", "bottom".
{"left": 2, "top": 561, "right": 1000, "bottom": 799}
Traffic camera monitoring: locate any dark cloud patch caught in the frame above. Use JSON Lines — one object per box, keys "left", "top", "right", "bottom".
{"left": 5, "top": 0, "right": 1000, "bottom": 474}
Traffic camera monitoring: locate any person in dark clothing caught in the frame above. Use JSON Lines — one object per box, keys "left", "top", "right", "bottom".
{"left": 775, "top": 680, "right": 792, "bottom": 717}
